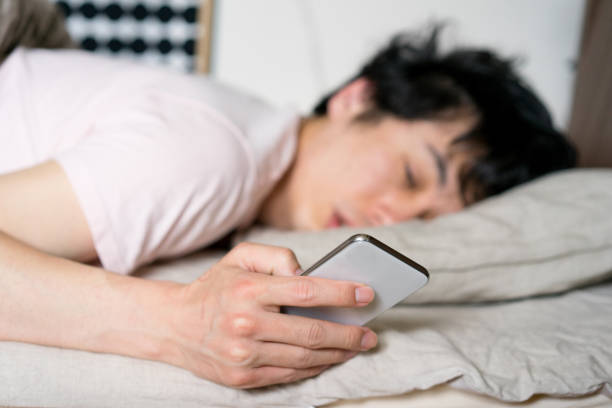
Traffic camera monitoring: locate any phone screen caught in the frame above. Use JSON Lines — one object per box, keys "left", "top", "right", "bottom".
{"left": 283, "top": 234, "right": 428, "bottom": 326}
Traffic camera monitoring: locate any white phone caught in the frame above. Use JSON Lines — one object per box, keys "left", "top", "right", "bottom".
{"left": 283, "top": 234, "right": 429, "bottom": 326}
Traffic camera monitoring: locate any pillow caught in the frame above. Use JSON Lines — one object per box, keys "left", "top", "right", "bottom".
{"left": 234, "top": 169, "right": 612, "bottom": 303}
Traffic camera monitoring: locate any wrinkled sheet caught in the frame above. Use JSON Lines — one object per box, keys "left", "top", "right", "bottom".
{"left": 326, "top": 385, "right": 611, "bottom": 408}
{"left": 1, "top": 248, "right": 611, "bottom": 407}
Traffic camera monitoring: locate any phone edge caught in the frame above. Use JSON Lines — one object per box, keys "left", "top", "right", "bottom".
{"left": 301, "top": 233, "right": 429, "bottom": 279}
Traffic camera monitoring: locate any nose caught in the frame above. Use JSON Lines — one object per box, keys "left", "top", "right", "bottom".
{"left": 367, "top": 204, "right": 396, "bottom": 226}
{"left": 366, "top": 190, "right": 435, "bottom": 225}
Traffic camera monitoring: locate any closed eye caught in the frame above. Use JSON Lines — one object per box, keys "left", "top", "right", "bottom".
{"left": 405, "top": 164, "right": 417, "bottom": 189}
{"left": 418, "top": 210, "right": 434, "bottom": 220}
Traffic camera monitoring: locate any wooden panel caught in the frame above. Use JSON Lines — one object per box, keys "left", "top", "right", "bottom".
{"left": 568, "top": 0, "right": 612, "bottom": 167}
{"left": 195, "top": 0, "right": 214, "bottom": 74}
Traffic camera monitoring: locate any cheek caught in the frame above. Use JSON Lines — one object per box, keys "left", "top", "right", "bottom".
{"left": 344, "top": 151, "right": 401, "bottom": 196}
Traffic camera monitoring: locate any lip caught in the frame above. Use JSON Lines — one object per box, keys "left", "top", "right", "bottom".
{"left": 326, "top": 209, "right": 356, "bottom": 229}
{"left": 326, "top": 210, "right": 344, "bottom": 229}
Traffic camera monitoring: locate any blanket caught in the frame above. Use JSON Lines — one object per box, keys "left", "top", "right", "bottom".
{"left": 1, "top": 253, "right": 610, "bottom": 407}
{"left": 1, "top": 152, "right": 611, "bottom": 406}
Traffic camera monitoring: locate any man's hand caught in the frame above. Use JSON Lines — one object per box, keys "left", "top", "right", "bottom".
{"left": 0, "top": 230, "right": 375, "bottom": 390}
{"left": 164, "top": 242, "right": 377, "bottom": 389}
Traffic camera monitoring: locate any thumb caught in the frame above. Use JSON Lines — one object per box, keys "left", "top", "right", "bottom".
{"left": 221, "top": 242, "right": 303, "bottom": 277}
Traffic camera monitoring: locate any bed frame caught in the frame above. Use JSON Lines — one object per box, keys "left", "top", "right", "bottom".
{"left": 568, "top": 0, "right": 612, "bottom": 167}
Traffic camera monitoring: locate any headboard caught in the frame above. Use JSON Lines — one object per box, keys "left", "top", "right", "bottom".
{"left": 52, "top": 0, "right": 214, "bottom": 74}
{"left": 568, "top": 0, "right": 612, "bottom": 168}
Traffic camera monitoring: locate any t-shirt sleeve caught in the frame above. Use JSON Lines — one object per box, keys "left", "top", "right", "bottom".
{"left": 54, "top": 96, "right": 255, "bottom": 274}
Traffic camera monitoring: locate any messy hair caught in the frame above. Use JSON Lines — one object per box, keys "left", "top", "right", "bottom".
{"left": 313, "top": 26, "right": 577, "bottom": 203}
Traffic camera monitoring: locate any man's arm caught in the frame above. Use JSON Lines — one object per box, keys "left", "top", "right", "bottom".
{"left": 0, "top": 160, "right": 175, "bottom": 357}
{"left": 0, "top": 230, "right": 179, "bottom": 360}
{"left": 0, "top": 232, "right": 377, "bottom": 388}
{"left": 0, "top": 161, "right": 377, "bottom": 388}
{"left": 0, "top": 160, "right": 97, "bottom": 262}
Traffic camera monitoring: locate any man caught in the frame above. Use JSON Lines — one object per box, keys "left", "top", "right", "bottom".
{"left": 0, "top": 0, "right": 575, "bottom": 389}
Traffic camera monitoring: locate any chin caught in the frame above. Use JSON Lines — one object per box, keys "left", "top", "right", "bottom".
{"left": 291, "top": 210, "right": 327, "bottom": 231}
{"left": 288, "top": 204, "right": 339, "bottom": 231}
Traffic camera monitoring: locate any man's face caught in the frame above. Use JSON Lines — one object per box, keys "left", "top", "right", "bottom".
{"left": 286, "top": 114, "right": 479, "bottom": 230}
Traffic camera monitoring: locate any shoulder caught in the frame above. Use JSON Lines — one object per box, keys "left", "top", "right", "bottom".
{"left": 8, "top": 47, "right": 141, "bottom": 76}
{"left": 55, "top": 98, "right": 258, "bottom": 273}
{"left": 162, "top": 118, "right": 256, "bottom": 191}
{"left": 158, "top": 77, "right": 301, "bottom": 190}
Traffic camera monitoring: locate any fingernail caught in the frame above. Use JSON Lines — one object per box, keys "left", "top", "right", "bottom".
{"left": 355, "top": 286, "right": 374, "bottom": 303}
{"left": 346, "top": 350, "right": 359, "bottom": 359}
{"left": 361, "top": 331, "right": 377, "bottom": 350}
{"left": 294, "top": 268, "right": 303, "bottom": 275}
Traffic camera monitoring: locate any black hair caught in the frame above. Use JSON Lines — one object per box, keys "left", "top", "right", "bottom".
{"left": 313, "top": 26, "right": 577, "bottom": 203}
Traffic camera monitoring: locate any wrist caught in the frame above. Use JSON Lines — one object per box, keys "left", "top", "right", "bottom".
{"left": 86, "top": 273, "right": 186, "bottom": 366}
{"left": 142, "top": 279, "right": 190, "bottom": 367}
{"left": 0, "top": 231, "right": 189, "bottom": 367}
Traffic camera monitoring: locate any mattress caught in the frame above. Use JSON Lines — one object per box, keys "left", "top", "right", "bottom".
{"left": 1, "top": 169, "right": 611, "bottom": 407}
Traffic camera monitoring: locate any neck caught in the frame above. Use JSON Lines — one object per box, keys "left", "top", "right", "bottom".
{"left": 256, "top": 115, "right": 327, "bottom": 229}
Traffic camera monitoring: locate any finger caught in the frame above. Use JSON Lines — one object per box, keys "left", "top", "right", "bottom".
{"left": 222, "top": 242, "right": 302, "bottom": 277}
{"left": 237, "top": 364, "right": 330, "bottom": 389}
{"left": 258, "top": 275, "right": 375, "bottom": 307}
{"left": 255, "top": 311, "right": 377, "bottom": 351}
{"left": 252, "top": 342, "right": 359, "bottom": 368}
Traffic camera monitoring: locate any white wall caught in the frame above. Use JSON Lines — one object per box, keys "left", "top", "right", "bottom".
{"left": 211, "top": 0, "right": 585, "bottom": 129}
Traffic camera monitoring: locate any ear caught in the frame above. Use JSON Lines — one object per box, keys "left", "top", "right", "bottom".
{"left": 327, "top": 77, "right": 374, "bottom": 121}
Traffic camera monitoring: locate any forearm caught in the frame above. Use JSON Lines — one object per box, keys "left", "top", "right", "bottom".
{"left": 0, "top": 234, "right": 378, "bottom": 388}
{"left": 0, "top": 231, "right": 182, "bottom": 363}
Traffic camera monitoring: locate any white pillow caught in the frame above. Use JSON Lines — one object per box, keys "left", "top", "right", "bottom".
{"left": 235, "top": 169, "right": 612, "bottom": 303}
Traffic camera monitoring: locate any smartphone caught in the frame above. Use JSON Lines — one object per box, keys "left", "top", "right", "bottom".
{"left": 283, "top": 234, "right": 429, "bottom": 326}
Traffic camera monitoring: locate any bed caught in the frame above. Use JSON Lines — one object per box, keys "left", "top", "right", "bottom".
{"left": 2, "top": 1, "right": 611, "bottom": 405}
{"left": 2, "top": 168, "right": 611, "bottom": 407}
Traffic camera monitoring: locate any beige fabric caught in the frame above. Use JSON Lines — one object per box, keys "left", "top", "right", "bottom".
{"left": 237, "top": 169, "right": 612, "bottom": 303}
{"left": 1, "top": 169, "right": 611, "bottom": 407}
{"left": 324, "top": 385, "right": 612, "bottom": 408}
{"left": 1, "top": 274, "right": 611, "bottom": 407}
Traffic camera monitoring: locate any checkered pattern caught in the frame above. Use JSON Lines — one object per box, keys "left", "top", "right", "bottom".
{"left": 52, "top": 0, "right": 201, "bottom": 72}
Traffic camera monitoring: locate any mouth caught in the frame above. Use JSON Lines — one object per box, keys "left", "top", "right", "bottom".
{"left": 326, "top": 210, "right": 346, "bottom": 229}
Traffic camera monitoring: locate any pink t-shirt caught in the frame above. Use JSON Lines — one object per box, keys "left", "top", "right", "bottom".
{"left": 0, "top": 47, "right": 299, "bottom": 274}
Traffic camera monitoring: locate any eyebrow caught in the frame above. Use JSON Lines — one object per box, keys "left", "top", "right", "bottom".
{"left": 427, "top": 144, "right": 447, "bottom": 186}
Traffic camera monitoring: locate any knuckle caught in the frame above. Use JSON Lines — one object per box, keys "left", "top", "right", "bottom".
{"left": 294, "top": 279, "right": 317, "bottom": 302}
{"left": 283, "top": 366, "right": 323, "bottom": 384}
{"left": 296, "top": 347, "right": 313, "bottom": 367}
{"left": 344, "top": 328, "right": 363, "bottom": 349}
{"left": 312, "top": 365, "right": 329, "bottom": 377}
{"left": 223, "top": 368, "right": 255, "bottom": 388}
{"left": 344, "top": 284, "right": 358, "bottom": 305}
{"left": 277, "top": 247, "right": 296, "bottom": 263}
{"left": 305, "top": 321, "right": 326, "bottom": 348}
{"left": 309, "top": 365, "right": 327, "bottom": 378}
{"left": 234, "top": 242, "right": 253, "bottom": 253}
{"left": 224, "top": 341, "right": 255, "bottom": 366}
{"left": 227, "top": 313, "right": 257, "bottom": 337}
{"left": 280, "top": 368, "right": 301, "bottom": 384}
{"left": 223, "top": 242, "right": 251, "bottom": 265}
{"left": 335, "top": 349, "right": 348, "bottom": 362}
{"left": 229, "top": 276, "right": 258, "bottom": 299}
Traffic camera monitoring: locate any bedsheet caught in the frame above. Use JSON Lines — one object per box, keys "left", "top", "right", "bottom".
{"left": 324, "top": 385, "right": 612, "bottom": 407}
{"left": 1, "top": 248, "right": 610, "bottom": 407}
